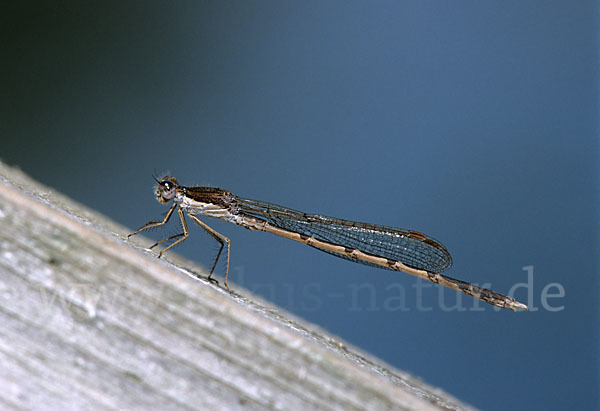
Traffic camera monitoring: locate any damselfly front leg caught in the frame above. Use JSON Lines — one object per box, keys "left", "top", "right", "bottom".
{"left": 128, "top": 202, "right": 178, "bottom": 237}
{"left": 128, "top": 204, "right": 189, "bottom": 254}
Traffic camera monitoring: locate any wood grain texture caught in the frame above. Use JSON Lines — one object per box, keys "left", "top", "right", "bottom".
{"left": 0, "top": 161, "right": 475, "bottom": 411}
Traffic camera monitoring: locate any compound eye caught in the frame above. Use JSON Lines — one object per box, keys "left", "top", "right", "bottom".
{"left": 155, "top": 178, "right": 177, "bottom": 203}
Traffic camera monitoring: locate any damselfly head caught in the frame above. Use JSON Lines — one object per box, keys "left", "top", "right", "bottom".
{"left": 154, "top": 176, "right": 178, "bottom": 203}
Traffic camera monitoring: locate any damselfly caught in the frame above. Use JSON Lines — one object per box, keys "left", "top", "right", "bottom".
{"left": 128, "top": 176, "right": 527, "bottom": 311}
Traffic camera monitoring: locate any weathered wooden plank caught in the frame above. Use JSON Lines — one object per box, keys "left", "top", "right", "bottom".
{"left": 0, "top": 161, "right": 475, "bottom": 410}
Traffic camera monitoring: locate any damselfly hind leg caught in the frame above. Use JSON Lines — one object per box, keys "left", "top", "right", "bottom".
{"left": 188, "top": 214, "right": 231, "bottom": 290}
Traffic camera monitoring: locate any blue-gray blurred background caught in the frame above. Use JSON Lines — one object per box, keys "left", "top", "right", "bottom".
{"left": 2, "top": 2, "right": 598, "bottom": 409}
